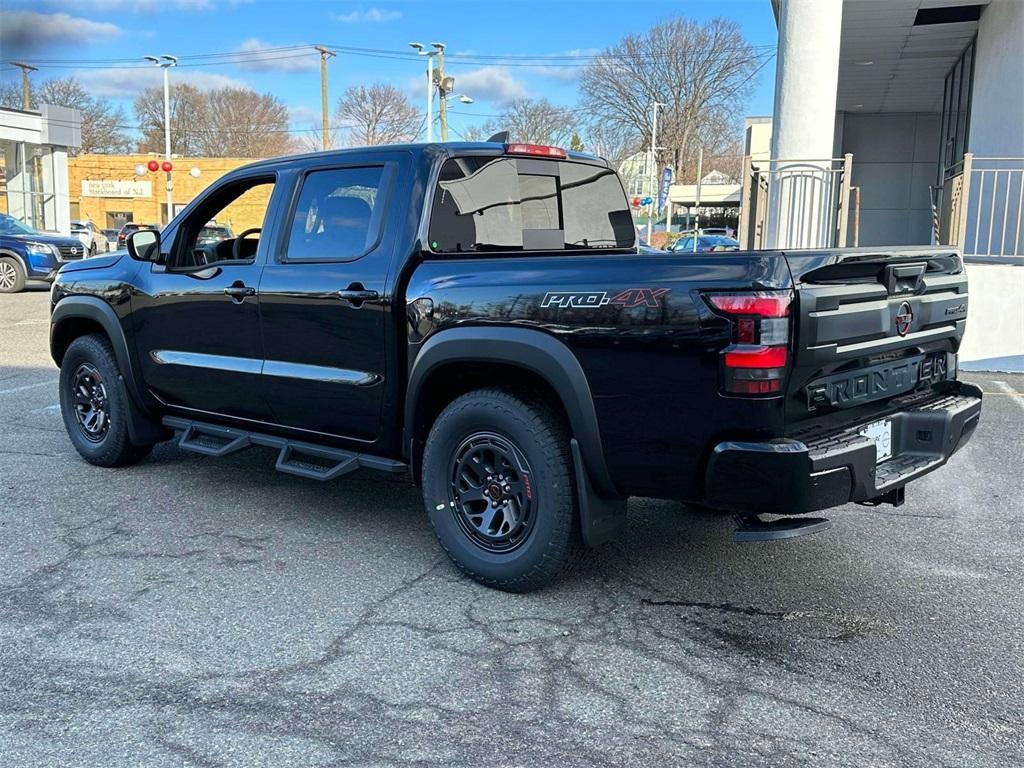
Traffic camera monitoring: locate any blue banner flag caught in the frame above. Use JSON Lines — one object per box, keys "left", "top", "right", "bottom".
{"left": 657, "top": 167, "right": 673, "bottom": 214}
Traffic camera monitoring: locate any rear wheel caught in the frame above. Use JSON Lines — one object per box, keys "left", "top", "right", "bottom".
{"left": 0, "top": 257, "right": 25, "bottom": 293}
{"left": 421, "top": 388, "right": 581, "bottom": 592}
{"left": 59, "top": 334, "right": 155, "bottom": 467}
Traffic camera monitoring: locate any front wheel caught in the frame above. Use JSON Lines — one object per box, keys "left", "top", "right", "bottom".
{"left": 0, "top": 256, "right": 26, "bottom": 293}
{"left": 59, "top": 334, "right": 155, "bottom": 467}
{"left": 421, "top": 388, "right": 581, "bottom": 592}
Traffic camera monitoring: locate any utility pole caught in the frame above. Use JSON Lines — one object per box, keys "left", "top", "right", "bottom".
{"left": 315, "top": 46, "right": 336, "bottom": 150}
{"left": 11, "top": 62, "right": 37, "bottom": 110}
{"left": 646, "top": 101, "right": 664, "bottom": 245}
{"left": 434, "top": 42, "right": 449, "bottom": 142}
{"left": 145, "top": 55, "right": 177, "bottom": 224}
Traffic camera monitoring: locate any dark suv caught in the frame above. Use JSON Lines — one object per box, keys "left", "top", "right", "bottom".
{"left": 0, "top": 213, "right": 87, "bottom": 293}
{"left": 48, "top": 142, "right": 981, "bottom": 591}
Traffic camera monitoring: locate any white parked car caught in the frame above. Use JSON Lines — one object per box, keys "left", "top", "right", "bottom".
{"left": 70, "top": 220, "right": 107, "bottom": 258}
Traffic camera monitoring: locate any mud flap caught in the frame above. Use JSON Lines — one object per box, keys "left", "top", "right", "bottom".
{"left": 570, "top": 438, "right": 626, "bottom": 547}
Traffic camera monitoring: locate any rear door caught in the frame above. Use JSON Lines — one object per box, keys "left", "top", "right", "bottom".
{"left": 257, "top": 156, "right": 407, "bottom": 445}
{"left": 783, "top": 247, "right": 968, "bottom": 429}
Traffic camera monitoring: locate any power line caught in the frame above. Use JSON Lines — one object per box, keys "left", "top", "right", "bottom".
{"left": 2, "top": 43, "right": 777, "bottom": 72}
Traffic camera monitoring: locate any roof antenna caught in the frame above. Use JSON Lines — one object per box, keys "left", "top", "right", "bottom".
{"left": 487, "top": 131, "right": 509, "bottom": 143}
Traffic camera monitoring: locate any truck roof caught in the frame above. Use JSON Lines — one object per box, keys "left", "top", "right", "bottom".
{"left": 231, "top": 142, "right": 608, "bottom": 175}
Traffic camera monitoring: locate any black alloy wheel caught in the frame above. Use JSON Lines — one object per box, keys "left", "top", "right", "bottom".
{"left": 450, "top": 431, "right": 536, "bottom": 554}
{"left": 59, "top": 334, "right": 156, "bottom": 467}
{"left": 70, "top": 362, "right": 111, "bottom": 443}
{"left": 421, "top": 387, "right": 582, "bottom": 592}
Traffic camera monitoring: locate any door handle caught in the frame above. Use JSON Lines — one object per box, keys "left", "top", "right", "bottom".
{"left": 223, "top": 283, "right": 256, "bottom": 301}
{"left": 336, "top": 286, "right": 379, "bottom": 307}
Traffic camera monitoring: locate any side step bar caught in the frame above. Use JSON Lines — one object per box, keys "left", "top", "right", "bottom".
{"left": 163, "top": 416, "right": 407, "bottom": 481}
{"left": 734, "top": 515, "right": 832, "bottom": 543}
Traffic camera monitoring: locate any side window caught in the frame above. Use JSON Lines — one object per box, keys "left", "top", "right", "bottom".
{"left": 173, "top": 176, "right": 275, "bottom": 270}
{"left": 284, "top": 166, "right": 390, "bottom": 262}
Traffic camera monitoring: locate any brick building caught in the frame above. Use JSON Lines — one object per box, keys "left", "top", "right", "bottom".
{"left": 67, "top": 154, "right": 267, "bottom": 232}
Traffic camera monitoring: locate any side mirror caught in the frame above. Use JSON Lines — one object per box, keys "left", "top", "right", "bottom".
{"left": 127, "top": 229, "right": 161, "bottom": 262}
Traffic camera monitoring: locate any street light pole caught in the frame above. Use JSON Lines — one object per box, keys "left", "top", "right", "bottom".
{"left": 410, "top": 42, "right": 441, "bottom": 142}
{"left": 146, "top": 54, "right": 177, "bottom": 225}
{"left": 646, "top": 101, "right": 664, "bottom": 245}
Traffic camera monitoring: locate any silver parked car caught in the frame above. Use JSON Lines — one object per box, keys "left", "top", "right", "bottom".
{"left": 70, "top": 220, "right": 108, "bottom": 258}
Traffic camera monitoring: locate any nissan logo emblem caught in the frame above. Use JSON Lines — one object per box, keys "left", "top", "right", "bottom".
{"left": 895, "top": 301, "right": 913, "bottom": 337}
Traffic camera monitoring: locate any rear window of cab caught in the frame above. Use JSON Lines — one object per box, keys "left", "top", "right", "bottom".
{"left": 427, "top": 155, "right": 636, "bottom": 254}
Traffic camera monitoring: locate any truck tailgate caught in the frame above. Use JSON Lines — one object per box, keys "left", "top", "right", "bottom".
{"left": 782, "top": 247, "right": 969, "bottom": 429}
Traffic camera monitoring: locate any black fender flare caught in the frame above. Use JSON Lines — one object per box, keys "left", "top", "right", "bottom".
{"left": 405, "top": 326, "right": 620, "bottom": 500}
{"left": 50, "top": 296, "right": 165, "bottom": 445}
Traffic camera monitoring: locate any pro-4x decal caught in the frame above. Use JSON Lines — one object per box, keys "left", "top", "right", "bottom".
{"left": 540, "top": 288, "right": 669, "bottom": 309}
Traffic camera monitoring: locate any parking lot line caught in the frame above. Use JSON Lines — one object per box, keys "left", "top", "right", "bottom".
{"left": 0, "top": 379, "right": 57, "bottom": 395}
{"left": 991, "top": 380, "right": 1024, "bottom": 411}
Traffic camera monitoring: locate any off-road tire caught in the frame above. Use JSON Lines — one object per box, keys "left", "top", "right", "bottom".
{"left": 59, "top": 334, "right": 154, "bottom": 467}
{"left": 422, "top": 388, "right": 582, "bottom": 592}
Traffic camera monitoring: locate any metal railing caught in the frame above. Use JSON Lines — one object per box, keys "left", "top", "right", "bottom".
{"left": 942, "top": 154, "right": 1024, "bottom": 259}
{"left": 740, "top": 154, "right": 853, "bottom": 250}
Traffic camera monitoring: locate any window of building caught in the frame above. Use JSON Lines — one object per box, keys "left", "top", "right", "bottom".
{"left": 939, "top": 37, "right": 975, "bottom": 179}
{"left": 106, "top": 211, "right": 132, "bottom": 229}
{"left": 283, "top": 166, "right": 391, "bottom": 262}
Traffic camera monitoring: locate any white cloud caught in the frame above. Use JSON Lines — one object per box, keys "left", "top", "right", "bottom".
{"left": 452, "top": 67, "right": 528, "bottom": 106}
{"left": 0, "top": 11, "right": 121, "bottom": 52}
{"left": 41, "top": 0, "right": 217, "bottom": 11}
{"left": 74, "top": 67, "right": 247, "bottom": 98}
{"left": 233, "top": 39, "right": 318, "bottom": 72}
{"left": 288, "top": 104, "right": 320, "bottom": 125}
{"left": 332, "top": 7, "right": 402, "bottom": 23}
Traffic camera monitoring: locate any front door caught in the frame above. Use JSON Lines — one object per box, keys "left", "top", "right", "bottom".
{"left": 257, "top": 159, "right": 404, "bottom": 444}
{"left": 131, "top": 173, "right": 281, "bottom": 422}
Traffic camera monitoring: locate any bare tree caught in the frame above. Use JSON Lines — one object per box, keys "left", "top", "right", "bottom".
{"left": 134, "top": 83, "right": 207, "bottom": 156}
{"left": 580, "top": 17, "right": 764, "bottom": 180}
{"left": 453, "top": 123, "right": 489, "bottom": 143}
{"left": 582, "top": 119, "right": 641, "bottom": 169}
{"left": 295, "top": 124, "right": 341, "bottom": 154}
{"left": 0, "top": 76, "right": 131, "bottom": 154}
{"left": 135, "top": 85, "right": 295, "bottom": 157}
{"left": 195, "top": 88, "right": 295, "bottom": 157}
{"left": 336, "top": 84, "right": 421, "bottom": 146}
{"left": 481, "top": 97, "right": 576, "bottom": 147}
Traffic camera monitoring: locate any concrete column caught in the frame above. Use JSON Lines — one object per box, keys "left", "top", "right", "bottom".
{"left": 767, "top": 0, "right": 843, "bottom": 248}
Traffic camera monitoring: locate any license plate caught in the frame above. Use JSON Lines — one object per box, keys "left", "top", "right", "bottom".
{"left": 859, "top": 419, "right": 893, "bottom": 464}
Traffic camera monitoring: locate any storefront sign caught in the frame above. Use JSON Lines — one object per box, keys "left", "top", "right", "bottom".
{"left": 81, "top": 179, "right": 152, "bottom": 198}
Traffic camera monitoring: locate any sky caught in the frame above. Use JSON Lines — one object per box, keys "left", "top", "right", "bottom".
{"left": 0, "top": 0, "right": 780, "bottom": 144}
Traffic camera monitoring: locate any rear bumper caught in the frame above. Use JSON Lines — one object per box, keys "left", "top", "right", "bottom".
{"left": 704, "top": 382, "right": 983, "bottom": 515}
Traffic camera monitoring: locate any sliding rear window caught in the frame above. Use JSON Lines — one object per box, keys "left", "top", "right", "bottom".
{"left": 428, "top": 156, "right": 635, "bottom": 254}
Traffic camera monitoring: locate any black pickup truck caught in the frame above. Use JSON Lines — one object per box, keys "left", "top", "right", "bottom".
{"left": 49, "top": 141, "right": 982, "bottom": 591}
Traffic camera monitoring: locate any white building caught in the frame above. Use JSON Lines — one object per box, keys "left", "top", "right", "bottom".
{"left": 1, "top": 105, "right": 82, "bottom": 235}
{"left": 745, "top": 0, "right": 1023, "bottom": 369}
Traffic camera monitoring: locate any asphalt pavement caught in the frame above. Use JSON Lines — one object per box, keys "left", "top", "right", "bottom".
{"left": 1, "top": 286, "right": 1022, "bottom": 767}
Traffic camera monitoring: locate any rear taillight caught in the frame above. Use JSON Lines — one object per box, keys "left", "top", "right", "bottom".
{"left": 705, "top": 290, "right": 793, "bottom": 395}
